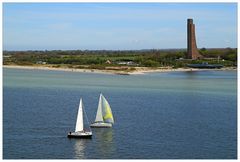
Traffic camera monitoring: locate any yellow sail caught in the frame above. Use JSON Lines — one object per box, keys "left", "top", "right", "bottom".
{"left": 102, "top": 95, "right": 114, "bottom": 123}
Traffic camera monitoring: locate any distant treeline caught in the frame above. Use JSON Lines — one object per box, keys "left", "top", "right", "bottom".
{"left": 3, "top": 48, "right": 237, "bottom": 68}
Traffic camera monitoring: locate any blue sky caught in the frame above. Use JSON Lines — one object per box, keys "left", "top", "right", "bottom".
{"left": 3, "top": 3, "right": 237, "bottom": 50}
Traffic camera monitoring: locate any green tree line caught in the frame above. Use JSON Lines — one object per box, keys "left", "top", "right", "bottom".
{"left": 3, "top": 48, "right": 237, "bottom": 67}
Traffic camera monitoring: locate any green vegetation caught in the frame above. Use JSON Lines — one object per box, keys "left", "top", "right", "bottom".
{"left": 3, "top": 48, "right": 237, "bottom": 69}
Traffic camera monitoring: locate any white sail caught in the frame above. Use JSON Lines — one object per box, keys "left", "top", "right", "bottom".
{"left": 75, "top": 98, "right": 84, "bottom": 132}
{"left": 102, "top": 95, "right": 114, "bottom": 124}
{"left": 94, "top": 94, "right": 104, "bottom": 122}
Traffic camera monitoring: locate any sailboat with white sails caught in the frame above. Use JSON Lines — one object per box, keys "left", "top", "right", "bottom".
{"left": 90, "top": 93, "right": 114, "bottom": 128}
{"left": 68, "top": 98, "right": 92, "bottom": 138}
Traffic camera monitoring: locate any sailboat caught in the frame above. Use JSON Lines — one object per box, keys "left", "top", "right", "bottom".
{"left": 90, "top": 93, "right": 114, "bottom": 128}
{"left": 68, "top": 98, "right": 92, "bottom": 138}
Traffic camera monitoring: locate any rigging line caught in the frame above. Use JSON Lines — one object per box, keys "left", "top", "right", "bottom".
{"left": 83, "top": 104, "right": 91, "bottom": 130}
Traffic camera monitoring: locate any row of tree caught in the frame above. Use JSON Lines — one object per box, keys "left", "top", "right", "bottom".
{"left": 3, "top": 48, "right": 237, "bottom": 67}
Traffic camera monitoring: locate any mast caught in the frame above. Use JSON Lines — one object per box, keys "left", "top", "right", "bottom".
{"left": 94, "top": 93, "right": 104, "bottom": 122}
{"left": 75, "top": 98, "right": 84, "bottom": 132}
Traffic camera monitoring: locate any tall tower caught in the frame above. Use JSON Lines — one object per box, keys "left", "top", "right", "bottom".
{"left": 187, "top": 19, "right": 203, "bottom": 59}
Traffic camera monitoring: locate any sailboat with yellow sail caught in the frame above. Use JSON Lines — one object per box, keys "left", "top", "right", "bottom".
{"left": 90, "top": 93, "right": 114, "bottom": 128}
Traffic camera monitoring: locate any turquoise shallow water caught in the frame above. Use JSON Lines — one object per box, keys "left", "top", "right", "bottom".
{"left": 3, "top": 68, "right": 237, "bottom": 159}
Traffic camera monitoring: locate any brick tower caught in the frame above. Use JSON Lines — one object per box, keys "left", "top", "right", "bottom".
{"left": 187, "top": 19, "right": 203, "bottom": 59}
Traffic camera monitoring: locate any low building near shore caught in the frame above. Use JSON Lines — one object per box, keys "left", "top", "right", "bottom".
{"left": 116, "top": 61, "right": 138, "bottom": 66}
{"left": 36, "top": 61, "right": 47, "bottom": 64}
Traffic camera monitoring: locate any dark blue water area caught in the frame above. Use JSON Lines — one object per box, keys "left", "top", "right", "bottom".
{"left": 3, "top": 77, "right": 237, "bottom": 159}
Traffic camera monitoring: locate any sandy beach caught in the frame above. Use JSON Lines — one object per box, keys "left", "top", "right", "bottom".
{"left": 3, "top": 65, "right": 236, "bottom": 75}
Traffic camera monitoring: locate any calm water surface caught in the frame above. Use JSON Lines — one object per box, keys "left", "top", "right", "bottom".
{"left": 3, "top": 68, "right": 237, "bottom": 159}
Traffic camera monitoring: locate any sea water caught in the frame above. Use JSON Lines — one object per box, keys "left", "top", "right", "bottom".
{"left": 3, "top": 68, "right": 237, "bottom": 159}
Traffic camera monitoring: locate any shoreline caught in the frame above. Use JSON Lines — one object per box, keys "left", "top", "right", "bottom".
{"left": 2, "top": 65, "right": 237, "bottom": 75}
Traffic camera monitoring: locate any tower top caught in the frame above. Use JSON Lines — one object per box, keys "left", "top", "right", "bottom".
{"left": 187, "top": 18, "right": 193, "bottom": 23}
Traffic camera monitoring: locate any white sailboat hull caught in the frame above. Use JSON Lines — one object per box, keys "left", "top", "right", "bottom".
{"left": 67, "top": 131, "right": 92, "bottom": 138}
{"left": 90, "top": 122, "right": 112, "bottom": 128}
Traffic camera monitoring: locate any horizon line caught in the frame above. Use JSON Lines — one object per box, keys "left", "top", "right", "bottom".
{"left": 3, "top": 47, "right": 237, "bottom": 52}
